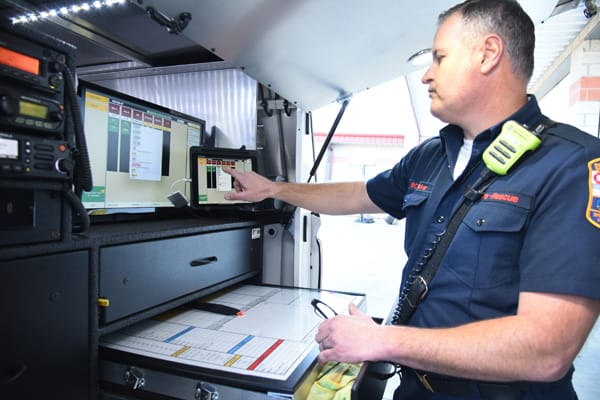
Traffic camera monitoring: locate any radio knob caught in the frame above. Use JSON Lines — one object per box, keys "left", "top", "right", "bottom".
{"left": 0, "top": 95, "right": 18, "bottom": 116}
{"left": 56, "top": 157, "right": 74, "bottom": 174}
{"left": 49, "top": 111, "right": 64, "bottom": 122}
{"left": 48, "top": 74, "right": 63, "bottom": 88}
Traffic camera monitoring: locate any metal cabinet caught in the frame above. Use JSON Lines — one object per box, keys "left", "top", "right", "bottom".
{"left": 0, "top": 251, "right": 89, "bottom": 399}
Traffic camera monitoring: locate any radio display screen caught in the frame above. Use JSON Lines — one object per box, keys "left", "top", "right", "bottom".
{"left": 0, "top": 46, "right": 40, "bottom": 75}
{"left": 0, "top": 137, "right": 19, "bottom": 160}
{"left": 20, "top": 99, "right": 48, "bottom": 119}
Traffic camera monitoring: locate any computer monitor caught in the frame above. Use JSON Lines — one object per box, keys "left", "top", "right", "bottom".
{"left": 79, "top": 81, "right": 205, "bottom": 210}
{"left": 189, "top": 147, "right": 257, "bottom": 208}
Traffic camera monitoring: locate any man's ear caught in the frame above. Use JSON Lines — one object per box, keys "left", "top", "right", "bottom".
{"left": 480, "top": 34, "right": 503, "bottom": 74}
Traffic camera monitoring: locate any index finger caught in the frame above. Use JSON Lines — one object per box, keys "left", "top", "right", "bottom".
{"left": 222, "top": 167, "right": 240, "bottom": 178}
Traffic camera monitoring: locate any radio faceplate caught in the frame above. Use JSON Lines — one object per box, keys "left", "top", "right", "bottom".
{"left": 0, "top": 86, "right": 65, "bottom": 135}
{"left": 0, "top": 30, "right": 66, "bottom": 94}
{"left": 0, "top": 30, "right": 66, "bottom": 138}
{"left": 0, "top": 132, "right": 72, "bottom": 180}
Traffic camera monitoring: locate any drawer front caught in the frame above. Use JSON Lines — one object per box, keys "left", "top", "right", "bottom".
{"left": 100, "top": 228, "right": 260, "bottom": 323}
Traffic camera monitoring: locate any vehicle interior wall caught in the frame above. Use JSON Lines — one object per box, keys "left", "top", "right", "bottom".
{"left": 81, "top": 68, "right": 258, "bottom": 150}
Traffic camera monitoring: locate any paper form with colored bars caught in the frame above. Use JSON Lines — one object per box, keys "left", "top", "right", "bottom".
{"left": 100, "top": 285, "right": 363, "bottom": 381}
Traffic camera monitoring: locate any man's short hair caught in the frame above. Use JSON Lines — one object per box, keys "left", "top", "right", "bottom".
{"left": 439, "top": 0, "right": 535, "bottom": 83}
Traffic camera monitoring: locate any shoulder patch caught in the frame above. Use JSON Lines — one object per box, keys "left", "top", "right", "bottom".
{"left": 587, "top": 158, "right": 600, "bottom": 229}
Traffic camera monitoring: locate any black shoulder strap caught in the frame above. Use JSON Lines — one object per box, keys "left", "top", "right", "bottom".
{"left": 391, "top": 169, "right": 496, "bottom": 325}
{"left": 391, "top": 117, "right": 555, "bottom": 326}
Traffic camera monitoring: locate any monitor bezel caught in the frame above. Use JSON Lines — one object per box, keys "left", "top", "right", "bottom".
{"left": 78, "top": 80, "right": 207, "bottom": 213}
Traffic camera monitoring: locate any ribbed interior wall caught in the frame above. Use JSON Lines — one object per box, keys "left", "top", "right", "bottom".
{"left": 92, "top": 68, "right": 257, "bottom": 149}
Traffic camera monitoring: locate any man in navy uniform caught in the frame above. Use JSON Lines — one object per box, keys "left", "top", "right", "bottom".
{"left": 225, "top": 1, "right": 600, "bottom": 398}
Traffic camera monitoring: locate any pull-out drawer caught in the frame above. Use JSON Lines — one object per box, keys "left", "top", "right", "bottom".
{"left": 99, "top": 227, "right": 261, "bottom": 323}
{"left": 99, "top": 285, "right": 372, "bottom": 400}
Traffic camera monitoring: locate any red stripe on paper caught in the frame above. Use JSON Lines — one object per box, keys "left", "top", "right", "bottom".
{"left": 247, "top": 339, "right": 284, "bottom": 371}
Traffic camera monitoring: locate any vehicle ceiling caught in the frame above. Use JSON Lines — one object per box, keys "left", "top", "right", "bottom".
{"left": 1, "top": 0, "right": 598, "bottom": 111}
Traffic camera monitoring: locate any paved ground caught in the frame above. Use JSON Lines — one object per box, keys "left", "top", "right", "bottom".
{"left": 317, "top": 214, "right": 600, "bottom": 400}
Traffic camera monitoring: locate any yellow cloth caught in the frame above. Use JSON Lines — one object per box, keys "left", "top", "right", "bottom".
{"left": 307, "top": 361, "right": 362, "bottom": 400}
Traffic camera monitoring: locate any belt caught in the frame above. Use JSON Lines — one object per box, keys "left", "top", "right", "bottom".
{"left": 412, "top": 369, "right": 526, "bottom": 400}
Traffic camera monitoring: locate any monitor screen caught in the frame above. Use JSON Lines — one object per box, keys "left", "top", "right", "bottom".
{"left": 189, "top": 147, "right": 256, "bottom": 208}
{"left": 79, "top": 81, "right": 205, "bottom": 210}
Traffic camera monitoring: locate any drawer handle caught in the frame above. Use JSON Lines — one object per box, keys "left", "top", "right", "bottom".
{"left": 190, "top": 256, "right": 218, "bottom": 267}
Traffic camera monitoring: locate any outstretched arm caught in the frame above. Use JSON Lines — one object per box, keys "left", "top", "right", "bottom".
{"left": 224, "top": 168, "right": 384, "bottom": 215}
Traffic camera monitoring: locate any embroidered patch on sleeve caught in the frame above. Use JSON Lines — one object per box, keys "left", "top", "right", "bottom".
{"left": 587, "top": 158, "right": 600, "bottom": 229}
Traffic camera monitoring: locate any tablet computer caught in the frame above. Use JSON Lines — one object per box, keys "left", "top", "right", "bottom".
{"left": 189, "top": 146, "right": 257, "bottom": 209}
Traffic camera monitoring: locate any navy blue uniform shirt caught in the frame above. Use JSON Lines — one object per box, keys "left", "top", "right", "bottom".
{"left": 366, "top": 96, "right": 600, "bottom": 399}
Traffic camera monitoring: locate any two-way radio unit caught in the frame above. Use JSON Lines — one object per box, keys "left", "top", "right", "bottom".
{"left": 0, "top": 28, "right": 72, "bottom": 182}
{"left": 0, "top": 25, "right": 91, "bottom": 246}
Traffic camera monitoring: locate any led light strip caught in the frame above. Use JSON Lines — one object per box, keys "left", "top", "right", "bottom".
{"left": 10, "top": 0, "right": 127, "bottom": 24}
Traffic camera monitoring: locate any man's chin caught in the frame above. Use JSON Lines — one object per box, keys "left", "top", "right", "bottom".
{"left": 429, "top": 106, "right": 442, "bottom": 119}
{"left": 430, "top": 108, "right": 450, "bottom": 124}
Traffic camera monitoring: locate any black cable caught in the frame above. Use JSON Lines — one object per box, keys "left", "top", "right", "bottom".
{"left": 61, "top": 64, "right": 92, "bottom": 235}
{"left": 62, "top": 64, "right": 93, "bottom": 194}
{"left": 65, "top": 187, "right": 90, "bottom": 236}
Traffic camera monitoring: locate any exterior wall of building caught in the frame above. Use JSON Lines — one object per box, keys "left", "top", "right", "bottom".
{"left": 568, "top": 39, "right": 600, "bottom": 137}
{"left": 312, "top": 135, "right": 406, "bottom": 183}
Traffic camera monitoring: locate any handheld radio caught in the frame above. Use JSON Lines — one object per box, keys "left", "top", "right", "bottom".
{"left": 482, "top": 120, "right": 542, "bottom": 175}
